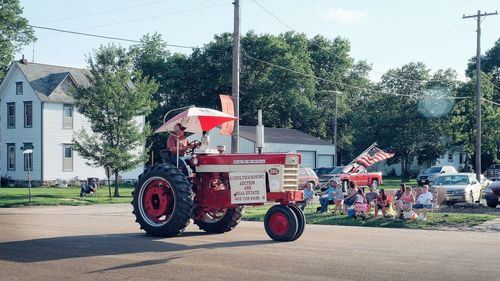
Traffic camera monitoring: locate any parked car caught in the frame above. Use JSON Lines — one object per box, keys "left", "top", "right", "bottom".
{"left": 298, "top": 167, "right": 319, "bottom": 190}
{"left": 485, "top": 163, "right": 500, "bottom": 180}
{"left": 484, "top": 180, "right": 500, "bottom": 208}
{"left": 417, "top": 166, "right": 457, "bottom": 186}
{"left": 318, "top": 165, "right": 383, "bottom": 190}
{"left": 431, "top": 173, "right": 482, "bottom": 204}
{"left": 316, "top": 166, "right": 344, "bottom": 184}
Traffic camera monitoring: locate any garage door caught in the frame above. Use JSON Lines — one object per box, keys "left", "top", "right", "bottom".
{"left": 297, "top": 151, "right": 316, "bottom": 168}
{"left": 318, "top": 154, "right": 334, "bottom": 168}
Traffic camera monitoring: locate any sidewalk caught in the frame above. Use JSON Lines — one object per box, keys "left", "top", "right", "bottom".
{"left": 474, "top": 218, "right": 500, "bottom": 232}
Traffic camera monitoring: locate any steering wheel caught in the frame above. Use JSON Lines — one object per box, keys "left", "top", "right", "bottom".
{"left": 184, "top": 140, "right": 201, "bottom": 155}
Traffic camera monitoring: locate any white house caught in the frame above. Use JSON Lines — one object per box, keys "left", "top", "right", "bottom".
{"left": 0, "top": 59, "right": 143, "bottom": 185}
{"left": 189, "top": 125, "right": 336, "bottom": 169}
{"left": 373, "top": 146, "right": 467, "bottom": 176}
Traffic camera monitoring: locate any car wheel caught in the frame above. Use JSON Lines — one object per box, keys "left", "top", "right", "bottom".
{"left": 486, "top": 201, "right": 498, "bottom": 208}
{"left": 371, "top": 179, "right": 379, "bottom": 189}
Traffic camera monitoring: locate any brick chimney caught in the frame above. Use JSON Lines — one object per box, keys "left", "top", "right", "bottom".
{"left": 20, "top": 55, "right": 28, "bottom": 65}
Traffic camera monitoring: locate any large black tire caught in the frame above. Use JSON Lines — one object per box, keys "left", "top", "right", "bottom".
{"left": 288, "top": 205, "right": 306, "bottom": 241}
{"left": 194, "top": 207, "right": 245, "bottom": 233}
{"left": 264, "top": 205, "right": 298, "bottom": 242}
{"left": 486, "top": 201, "right": 498, "bottom": 208}
{"left": 132, "top": 164, "right": 194, "bottom": 237}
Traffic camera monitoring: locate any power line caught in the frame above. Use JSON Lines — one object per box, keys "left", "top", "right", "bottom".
{"left": 35, "top": 2, "right": 231, "bottom": 38}
{"left": 481, "top": 97, "right": 500, "bottom": 106}
{"left": 35, "top": 0, "right": 173, "bottom": 25}
{"left": 31, "top": 24, "right": 470, "bottom": 101}
{"left": 250, "top": 0, "right": 468, "bottom": 84}
{"left": 31, "top": 25, "right": 141, "bottom": 43}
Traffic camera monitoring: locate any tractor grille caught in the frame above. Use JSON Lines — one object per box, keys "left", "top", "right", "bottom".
{"left": 283, "top": 164, "right": 299, "bottom": 190}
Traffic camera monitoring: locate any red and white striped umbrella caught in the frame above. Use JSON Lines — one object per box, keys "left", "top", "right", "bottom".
{"left": 154, "top": 107, "right": 238, "bottom": 134}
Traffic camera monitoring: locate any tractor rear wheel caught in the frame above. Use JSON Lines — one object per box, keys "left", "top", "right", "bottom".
{"left": 288, "top": 205, "right": 306, "bottom": 241}
{"left": 264, "top": 205, "right": 298, "bottom": 242}
{"left": 132, "top": 164, "right": 194, "bottom": 237}
{"left": 194, "top": 207, "right": 245, "bottom": 233}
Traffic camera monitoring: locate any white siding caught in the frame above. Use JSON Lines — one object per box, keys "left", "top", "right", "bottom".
{"left": 43, "top": 103, "right": 144, "bottom": 182}
{"left": 187, "top": 126, "right": 336, "bottom": 169}
{"left": 188, "top": 128, "right": 254, "bottom": 153}
{"left": 297, "top": 150, "right": 316, "bottom": 168}
{"left": 0, "top": 65, "right": 42, "bottom": 181}
{"left": 318, "top": 154, "right": 334, "bottom": 168}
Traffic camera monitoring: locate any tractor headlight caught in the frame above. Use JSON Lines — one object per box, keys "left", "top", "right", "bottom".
{"left": 286, "top": 155, "right": 299, "bottom": 165}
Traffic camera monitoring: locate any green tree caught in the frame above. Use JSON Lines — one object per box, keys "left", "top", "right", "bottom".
{"left": 363, "top": 63, "right": 457, "bottom": 178}
{"left": 450, "top": 72, "right": 500, "bottom": 168}
{"left": 130, "top": 32, "right": 369, "bottom": 163}
{"left": 0, "top": 0, "right": 36, "bottom": 78}
{"left": 466, "top": 38, "right": 500, "bottom": 83}
{"left": 73, "top": 44, "right": 158, "bottom": 197}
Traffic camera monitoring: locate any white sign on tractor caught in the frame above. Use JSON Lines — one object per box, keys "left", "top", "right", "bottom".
{"left": 229, "top": 172, "right": 267, "bottom": 204}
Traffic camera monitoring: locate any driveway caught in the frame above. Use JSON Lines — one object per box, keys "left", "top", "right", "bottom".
{"left": 0, "top": 204, "right": 499, "bottom": 281}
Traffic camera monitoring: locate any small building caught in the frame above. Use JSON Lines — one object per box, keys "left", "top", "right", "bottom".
{"left": 374, "top": 146, "right": 467, "bottom": 176}
{"left": 0, "top": 59, "right": 143, "bottom": 185}
{"left": 189, "top": 126, "right": 336, "bottom": 168}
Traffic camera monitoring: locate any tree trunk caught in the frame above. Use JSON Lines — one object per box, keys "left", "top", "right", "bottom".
{"left": 401, "top": 152, "right": 410, "bottom": 182}
{"left": 113, "top": 171, "right": 120, "bottom": 197}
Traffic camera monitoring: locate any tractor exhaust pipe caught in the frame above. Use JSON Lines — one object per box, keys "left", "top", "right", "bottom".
{"left": 256, "top": 109, "right": 264, "bottom": 153}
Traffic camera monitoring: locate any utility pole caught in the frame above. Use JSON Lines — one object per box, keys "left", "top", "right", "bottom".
{"left": 334, "top": 93, "right": 338, "bottom": 166}
{"left": 231, "top": 0, "right": 241, "bottom": 153}
{"left": 463, "top": 10, "right": 498, "bottom": 181}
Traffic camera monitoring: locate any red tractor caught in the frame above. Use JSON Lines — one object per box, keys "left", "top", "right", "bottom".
{"left": 131, "top": 106, "right": 306, "bottom": 241}
{"left": 132, "top": 152, "right": 305, "bottom": 241}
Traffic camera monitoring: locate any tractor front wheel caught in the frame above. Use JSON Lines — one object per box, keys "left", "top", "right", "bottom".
{"left": 288, "top": 205, "right": 306, "bottom": 241}
{"left": 194, "top": 207, "right": 245, "bottom": 233}
{"left": 132, "top": 164, "right": 194, "bottom": 237}
{"left": 264, "top": 205, "right": 298, "bottom": 242}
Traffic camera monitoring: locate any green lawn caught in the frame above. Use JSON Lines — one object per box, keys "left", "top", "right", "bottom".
{"left": 243, "top": 205, "right": 496, "bottom": 230}
{"left": 0, "top": 186, "right": 134, "bottom": 208}
{"left": 381, "top": 177, "right": 418, "bottom": 190}
{"left": 2, "top": 186, "right": 496, "bottom": 231}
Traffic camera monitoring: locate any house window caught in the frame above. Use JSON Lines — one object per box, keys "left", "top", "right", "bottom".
{"left": 7, "top": 102, "right": 15, "bottom": 128}
{"left": 23, "top": 143, "right": 33, "bottom": 171}
{"left": 7, "top": 143, "right": 15, "bottom": 170}
{"left": 63, "top": 105, "right": 73, "bottom": 129}
{"left": 16, "top": 82, "right": 23, "bottom": 95}
{"left": 448, "top": 153, "right": 453, "bottom": 162}
{"left": 63, "top": 144, "right": 73, "bottom": 171}
{"left": 24, "top": 101, "right": 32, "bottom": 128}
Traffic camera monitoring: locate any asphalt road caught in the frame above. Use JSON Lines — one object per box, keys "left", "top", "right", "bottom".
{"left": 0, "top": 204, "right": 499, "bottom": 281}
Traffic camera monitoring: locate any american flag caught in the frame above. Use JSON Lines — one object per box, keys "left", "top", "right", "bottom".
{"left": 355, "top": 146, "right": 395, "bottom": 167}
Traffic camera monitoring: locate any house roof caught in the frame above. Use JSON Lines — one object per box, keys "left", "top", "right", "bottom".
{"left": 239, "top": 125, "right": 333, "bottom": 146}
{"left": 15, "top": 61, "right": 89, "bottom": 103}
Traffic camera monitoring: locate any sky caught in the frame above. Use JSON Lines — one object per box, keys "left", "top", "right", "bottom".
{"left": 15, "top": 0, "right": 500, "bottom": 82}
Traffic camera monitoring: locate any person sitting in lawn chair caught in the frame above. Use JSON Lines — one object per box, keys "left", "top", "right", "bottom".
{"left": 316, "top": 182, "right": 336, "bottom": 213}
{"left": 413, "top": 185, "right": 433, "bottom": 221}
{"left": 298, "top": 182, "right": 315, "bottom": 211}
{"left": 80, "top": 179, "right": 97, "bottom": 197}
{"left": 354, "top": 188, "right": 368, "bottom": 219}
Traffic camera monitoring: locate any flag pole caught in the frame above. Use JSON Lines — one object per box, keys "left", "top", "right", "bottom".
{"left": 346, "top": 142, "right": 378, "bottom": 169}
{"left": 318, "top": 142, "right": 378, "bottom": 190}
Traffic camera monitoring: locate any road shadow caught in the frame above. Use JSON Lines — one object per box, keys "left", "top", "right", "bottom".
{"left": 0, "top": 232, "right": 273, "bottom": 263}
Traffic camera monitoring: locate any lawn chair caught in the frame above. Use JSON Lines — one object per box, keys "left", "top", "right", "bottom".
{"left": 431, "top": 189, "right": 440, "bottom": 215}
